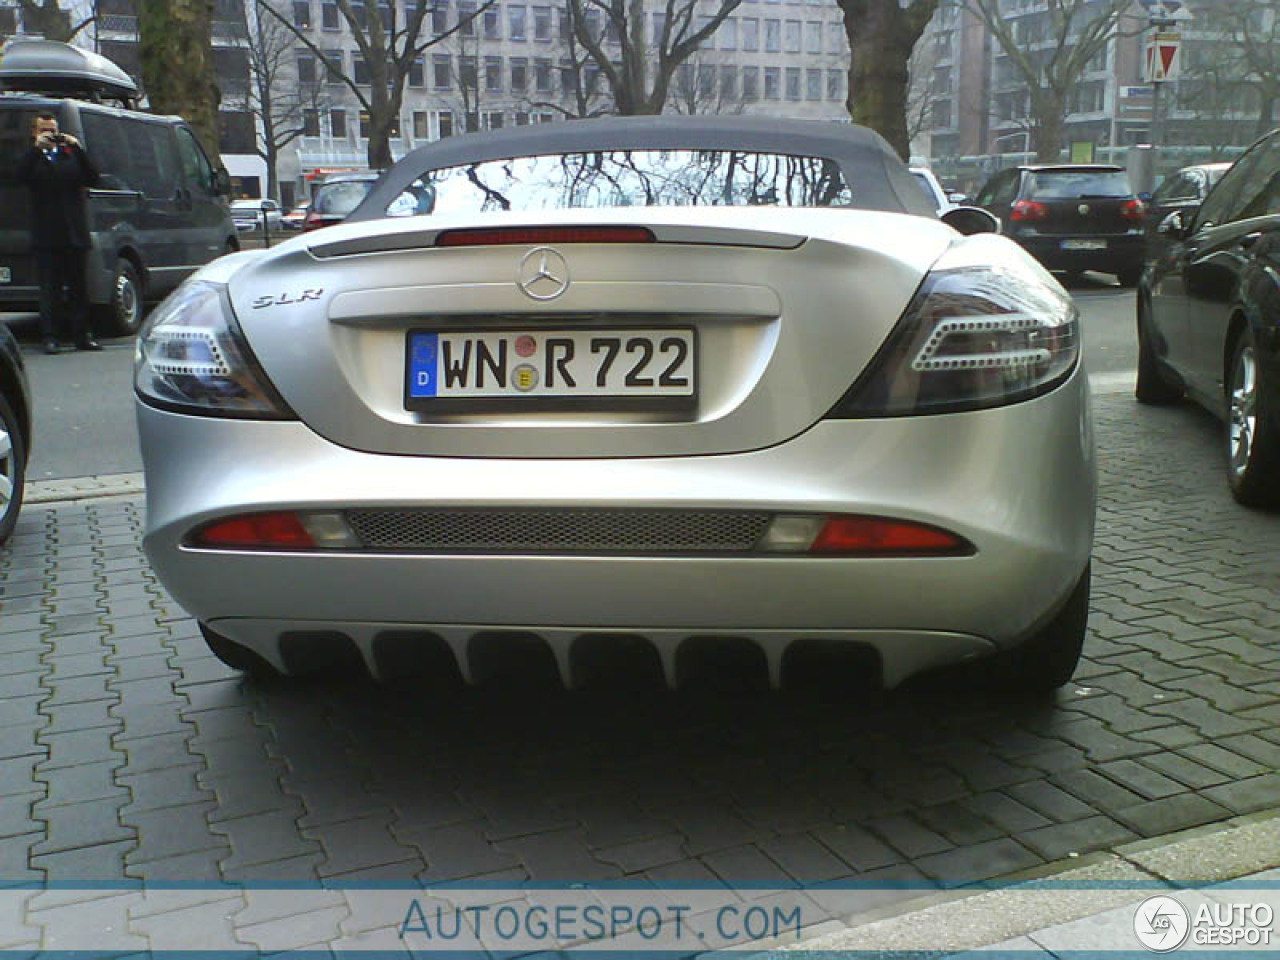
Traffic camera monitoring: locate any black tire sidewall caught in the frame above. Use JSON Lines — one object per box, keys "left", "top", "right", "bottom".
{"left": 110, "top": 261, "right": 143, "bottom": 338}
{"left": 0, "top": 393, "right": 27, "bottom": 545}
{"left": 1226, "top": 328, "right": 1280, "bottom": 506}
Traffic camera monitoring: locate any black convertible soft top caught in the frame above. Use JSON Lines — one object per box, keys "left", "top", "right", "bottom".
{"left": 348, "top": 115, "right": 935, "bottom": 221}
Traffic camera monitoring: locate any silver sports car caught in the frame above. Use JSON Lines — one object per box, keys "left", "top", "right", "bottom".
{"left": 135, "top": 117, "right": 1095, "bottom": 692}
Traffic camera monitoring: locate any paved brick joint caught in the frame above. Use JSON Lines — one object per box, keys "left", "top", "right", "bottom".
{"left": 1, "top": 394, "right": 1279, "bottom": 944}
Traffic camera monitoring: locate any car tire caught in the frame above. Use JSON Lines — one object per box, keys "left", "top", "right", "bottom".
{"left": 992, "top": 563, "right": 1089, "bottom": 693}
{"left": 1226, "top": 327, "right": 1280, "bottom": 508}
{"left": 200, "top": 623, "right": 279, "bottom": 679}
{"left": 94, "top": 259, "right": 144, "bottom": 338}
{"left": 0, "top": 393, "right": 27, "bottom": 546}
{"left": 1116, "top": 267, "right": 1142, "bottom": 287}
{"left": 1135, "top": 296, "right": 1181, "bottom": 405}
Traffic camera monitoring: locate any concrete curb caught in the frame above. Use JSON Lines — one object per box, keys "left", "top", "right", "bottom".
{"left": 768, "top": 810, "right": 1280, "bottom": 955}
{"left": 26, "top": 471, "right": 145, "bottom": 504}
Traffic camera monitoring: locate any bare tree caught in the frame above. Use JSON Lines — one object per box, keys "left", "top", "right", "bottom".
{"left": 561, "top": 0, "right": 744, "bottom": 115}
{"left": 227, "top": 1, "right": 328, "bottom": 200}
{"left": 835, "top": 0, "right": 938, "bottom": 160}
{"left": 965, "top": 0, "right": 1139, "bottom": 161}
{"left": 259, "top": 0, "right": 492, "bottom": 169}
{"left": 1202, "top": 0, "right": 1279, "bottom": 138}
{"left": 668, "top": 55, "right": 745, "bottom": 115}
{"left": 15, "top": 0, "right": 94, "bottom": 41}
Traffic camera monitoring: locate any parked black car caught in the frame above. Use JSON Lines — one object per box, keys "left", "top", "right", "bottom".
{"left": 974, "top": 164, "right": 1146, "bottom": 285}
{"left": 0, "top": 40, "right": 236, "bottom": 337}
{"left": 1136, "top": 128, "right": 1280, "bottom": 506}
{"left": 1145, "top": 162, "right": 1231, "bottom": 257}
{"left": 0, "top": 322, "right": 31, "bottom": 545}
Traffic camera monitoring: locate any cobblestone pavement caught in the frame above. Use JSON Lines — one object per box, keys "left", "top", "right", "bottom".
{"left": 1, "top": 392, "right": 1279, "bottom": 945}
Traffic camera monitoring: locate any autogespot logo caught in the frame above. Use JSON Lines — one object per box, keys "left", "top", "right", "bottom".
{"left": 1134, "top": 895, "right": 1191, "bottom": 952}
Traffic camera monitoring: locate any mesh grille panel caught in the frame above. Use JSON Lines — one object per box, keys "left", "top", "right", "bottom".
{"left": 345, "top": 508, "right": 773, "bottom": 553}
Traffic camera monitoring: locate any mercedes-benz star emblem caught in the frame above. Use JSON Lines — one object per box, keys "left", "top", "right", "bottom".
{"left": 518, "top": 247, "right": 570, "bottom": 301}
{"left": 1078, "top": 203, "right": 1091, "bottom": 215}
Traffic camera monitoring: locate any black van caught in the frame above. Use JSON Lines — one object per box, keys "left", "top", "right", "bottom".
{"left": 0, "top": 40, "right": 237, "bottom": 336}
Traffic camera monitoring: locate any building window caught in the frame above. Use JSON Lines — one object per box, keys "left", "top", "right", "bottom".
{"left": 409, "top": 55, "right": 425, "bottom": 87}
{"left": 764, "top": 19, "right": 780, "bottom": 52}
{"left": 460, "top": 56, "right": 478, "bottom": 90}
{"left": 485, "top": 111, "right": 504, "bottom": 129}
{"left": 293, "top": 0, "right": 311, "bottom": 27}
{"left": 321, "top": 0, "right": 338, "bottom": 28}
{"left": 784, "top": 19, "right": 800, "bottom": 52}
{"left": 486, "top": 56, "right": 503, "bottom": 91}
{"left": 535, "top": 57, "right": 553, "bottom": 91}
{"left": 483, "top": 4, "right": 501, "bottom": 38}
{"left": 413, "top": 110, "right": 429, "bottom": 139}
{"left": 786, "top": 66, "right": 801, "bottom": 100}
{"left": 720, "top": 18, "right": 737, "bottom": 49}
{"left": 742, "top": 65, "right": 759, "bottom": 101}
{"left": 434, "top": 54, "right": 452, "bottom": 89}
{"left": 827, "top": 68, "right": 842, "bottom": 100}
{"left": 323, "top": 49, "right": 343, "bottom": 84}
{"left": 697, "top": 64, "right": 715, "bottom": 99}
{"left": 719, "top": 64, "right": 737, "bottom": 100}
{"left": 742, "top": 17, "right": 758, "bottom": 50}
{"left": 359, "top": 111, "right": 371, "bottom": 137}
{"left": 510, "top": 57, "right": 528, "bottom": 92}
{"left": 932, "top": 99, "right": 952, "bottom": 128}
{"left": 431, "top": 2, "right": 448, "bottom": 34}
{"left": 652, "top": 11, "right": 667, "bottom": 39}
{"left": 303, "top": 108, "right": 320, "bottom": 136}
{"left": 764, "top": 66, "right": 780, "bottom": 99}
{"left": 805, "top": 67, "right": 821, "bottom": 99}
{"left": 533, "top": 5, "right": 551, "bottom": 39}
{"left": 437, "top": 110, "right": 454, "bottom": 137}
{"left": 805, "top": 20, "right": 821, "bottom": 53}
{"left": 516, "top": 111, "right": 531, "bottom": 125}
{"left": 465, "top": 112, "right": 480, "bottom": 132}
{"left": 536, "top": 112, "right": 554, "bottom": 123}
{"left": 330, "top": 108, "right": 347, "bottom": 138}
{"left": 509, "top": 4, "right": 526, "bottom": 39}
{"left": 296, "top": 49, "right": 316, "bottom": 85}
{"left": 459, "top": 1, "right": 476, "bottom": 36}
{"left": 353, "top": 53, "right": 369, "bottom": 85}
{"left": 828, "top": 21, "right": 843, "bottom": 54}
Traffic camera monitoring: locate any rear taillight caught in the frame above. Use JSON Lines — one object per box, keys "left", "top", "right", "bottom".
{"left": 1009, "top": 200, "right": 1048, "bottom": 222}
{"left": 1121, "top": 198, "right": 1145, "bottom": 222}
{"left": 759, "top": 514, "right": 971, "bottom": 556}
{"left": 828, "top": 239, "right": 1079, "bottom": 417}
{"left": 188, "top": 511, "right": 360, "bottom": 550}
{"left": 436, "top": 226, "right": 656, "bottom": 247}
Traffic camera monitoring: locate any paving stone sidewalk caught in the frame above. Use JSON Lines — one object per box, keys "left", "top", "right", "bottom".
{"left": 1, "top": 392, "right": 1279, "bottom": 952}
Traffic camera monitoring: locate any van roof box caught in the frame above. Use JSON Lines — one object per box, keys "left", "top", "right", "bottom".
{"left": 0, "top": 39, "right": 139, "bottom": 105}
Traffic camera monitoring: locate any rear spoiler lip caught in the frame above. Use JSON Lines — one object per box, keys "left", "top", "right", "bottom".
{"left": 308, "top": 223, "right": 806, "bottom": 259}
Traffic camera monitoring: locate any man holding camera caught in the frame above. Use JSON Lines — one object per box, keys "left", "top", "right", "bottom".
{"left": 15, "top": 112, "right": 102, "bottom": 354}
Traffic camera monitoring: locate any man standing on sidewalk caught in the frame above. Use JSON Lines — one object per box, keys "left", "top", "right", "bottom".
{"left": 15, "top": 112, "right": 102, "bottom": 354}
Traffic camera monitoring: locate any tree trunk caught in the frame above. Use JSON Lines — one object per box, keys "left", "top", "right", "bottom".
{"left": 17, "top": 1, "right": 72, "bottom": 41}
{"left": 839, "top": 0, "right": 921, "bottom": 160}
{"left": 137, "top": 0, "right": 223, "bottom": 169}
{"left": 1032, "top": 91, "right": 1065, "bottom": 162}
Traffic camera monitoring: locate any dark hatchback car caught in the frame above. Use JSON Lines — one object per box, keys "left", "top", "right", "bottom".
{"left": 0, "top": 322, "right": 31, "bottom": 545}
{"left": 974, "top": 164, "right": 1146, "bottom": 285}
{"left": 1137, "top": 128, "right": 1280, "bottom": 505}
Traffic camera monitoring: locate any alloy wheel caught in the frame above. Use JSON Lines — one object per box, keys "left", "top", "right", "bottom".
{"left": 1229, "top": 344, "right": 1257, "bottom": 477}
{"left": 116, "top": 269, "right": 140, "bottom": 331}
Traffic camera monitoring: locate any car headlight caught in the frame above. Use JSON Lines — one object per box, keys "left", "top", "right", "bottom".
{"left": 829, "top": 243, "right": 1079, "bottom": 417}
{"left": 134, "top": 279, "right": 294, "bottom": 419}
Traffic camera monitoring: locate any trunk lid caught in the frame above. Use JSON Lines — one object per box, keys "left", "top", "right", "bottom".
{"left": 229, "top": 207, "right": 953, "bottom": 459}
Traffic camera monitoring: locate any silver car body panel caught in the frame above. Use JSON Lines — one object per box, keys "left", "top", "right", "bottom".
{"left": 138, "top": 364, "right": 1094, "bottom": 687}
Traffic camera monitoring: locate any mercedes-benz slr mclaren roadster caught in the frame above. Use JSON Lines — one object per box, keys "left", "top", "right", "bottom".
{"left": 135, "top": 117, "right": 1096, "bottom": 693}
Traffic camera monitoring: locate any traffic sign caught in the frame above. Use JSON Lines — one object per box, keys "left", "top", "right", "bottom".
{"left": 1145, "top": 30, "right": 1182, "bottom": 82}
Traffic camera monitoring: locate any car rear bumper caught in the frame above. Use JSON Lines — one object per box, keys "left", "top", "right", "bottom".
{"left": 138, "top": 367, "right": 1096, "bottom": 687}
{"left": 1014, "top": 233, "right": 1145, "bottom": 273}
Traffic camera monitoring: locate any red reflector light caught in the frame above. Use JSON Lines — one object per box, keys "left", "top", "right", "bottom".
{"left": 1120, "top": 198, "right": 1145, "bottom": 221}
{"left": 436, "top": 226, "right": 656, "bottom": 247}
{"left": 1010, "top": 200, "right": 1048, "bottom": 222}
{"left": 190, "top": 512, "right": 316, "bottom": 549}
{"left": 809, "top": 516, "right": 968, "bottom": 555}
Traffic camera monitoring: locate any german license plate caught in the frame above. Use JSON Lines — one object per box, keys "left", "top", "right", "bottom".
{"left": 0, "top": 267, "right": 9, "bottom": 284}
{"left": 406, "top": 328, "right": 696, "bottom": 409}
{"left": 1061, "top": 239, "right": 1106, "bottom": 251}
